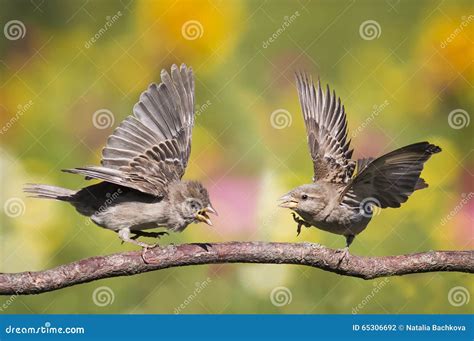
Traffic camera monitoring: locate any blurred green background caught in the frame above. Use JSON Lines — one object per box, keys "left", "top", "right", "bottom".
{"left": 0, "top": 0, "right": 472, "bottom": 314}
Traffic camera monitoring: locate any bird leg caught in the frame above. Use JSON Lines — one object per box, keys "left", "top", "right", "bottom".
{"left": 130, "top": 230, "right": 169, "bottom": 240}
{"left": 292, "top": 213, "right": 311, "bottom": 236}
{"left": 118, "top": 228, "right": 157, "bottom": 249}
{"left": 336, "top": 234, "right": 355, "bottom": 265}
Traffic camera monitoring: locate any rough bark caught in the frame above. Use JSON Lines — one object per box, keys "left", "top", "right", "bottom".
{"left": 0, "top": 242, "right": 472, "bottom": 295}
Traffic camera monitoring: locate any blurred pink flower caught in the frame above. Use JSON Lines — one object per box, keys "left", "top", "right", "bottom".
{"left": 208, "top": 177, "right": 260, "bottom": 236}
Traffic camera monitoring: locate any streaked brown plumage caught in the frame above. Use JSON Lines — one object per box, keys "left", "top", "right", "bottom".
{"left": 24, "top": 64, "right": 216, "bottom": 248}
{"left": 279, "top": 72, "right": 441, "bottom": 260}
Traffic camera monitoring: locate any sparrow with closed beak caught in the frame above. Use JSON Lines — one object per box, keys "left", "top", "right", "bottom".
{"left": 279, "top": 72, "right": 441, "bottom": 260}
{"left": 25, "top": 64, "right": 217, "bottom": 248}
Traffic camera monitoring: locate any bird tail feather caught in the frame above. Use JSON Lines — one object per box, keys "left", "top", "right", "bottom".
{"left": 23, "top": 184, "right": 76, "bottom": 201}
{"left": 344, "top": 142, "right": 441, "bottom": 209}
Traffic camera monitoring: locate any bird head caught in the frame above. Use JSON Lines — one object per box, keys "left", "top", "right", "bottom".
{"left": 176, "top": 181, "right": 217, "bottom": 226}
{"left": 278, "top": 184, "right": 326, "bottom": 216}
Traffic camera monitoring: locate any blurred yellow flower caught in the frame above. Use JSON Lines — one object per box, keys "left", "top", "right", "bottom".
{"left": 417, "top": 11, "right": 474, "bottom": 87}
{"left": 135, "top": 0, "right": 244, "bottom": 71}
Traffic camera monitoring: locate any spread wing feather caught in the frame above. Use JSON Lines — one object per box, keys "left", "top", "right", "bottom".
{"left": 341, "top": 142, "right": 441, "bottom": 210}
{"left": 63, "top": 64, "right": 195, "bottom": 196}
{"left": 295, "top": 72, "right": 355, "bottom": 183}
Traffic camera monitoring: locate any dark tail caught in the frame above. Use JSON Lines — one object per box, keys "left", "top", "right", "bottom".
{"left": 23, "top": 184, "right": 76, "bottom": 201}
{"left": 347, "top": 142, "right": 441, "bottom": 208}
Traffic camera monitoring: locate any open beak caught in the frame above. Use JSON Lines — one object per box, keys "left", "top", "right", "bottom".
{"left": 205, "top": 205, "right": 218, "bottom": 216}
{"left": 195, "top": 206, "right": 217, "bottom": 226}
{"left": 278, "top": 194, "right": 298, "bottom": 209}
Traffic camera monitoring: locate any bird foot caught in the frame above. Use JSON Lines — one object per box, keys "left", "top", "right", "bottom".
{"left": 134, "top": 240, "right": 158, "bottom": 249}
{"left": 335, "top": 247, "right": 350, "bottom": 266}
{"left": 118, "top": 228, "right": 158, "bottom": 249}
{"left": 141, "top": 245, "right": 159, "bottom": 264}
{"left": 292, "top": 213, "right": 311, "bottom": 236}
{"left": 120, "top": 238, "right": 157, "bottom": 249}
{"left": 131, "top": 232, "right": 168, "bottom": 264}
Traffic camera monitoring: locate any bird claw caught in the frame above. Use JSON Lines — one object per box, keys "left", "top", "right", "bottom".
{"left": 136, "top": 241, "right": 157, "bottom": 249}
{"left": 291, "top": 213, "right": 311, "bottom": 236}
{"left": 118, "top": 229, "right": 158, "bottom": 248}
{"left": 141, "top": 244, "right": 159, "bottom": 264}
{"left": 336, "top": 247, "right": 350, "bottom": 266}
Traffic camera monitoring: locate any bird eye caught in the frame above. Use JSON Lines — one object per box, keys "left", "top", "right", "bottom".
{"left": 301, "top": 194, "right": 308, "bottom": 200}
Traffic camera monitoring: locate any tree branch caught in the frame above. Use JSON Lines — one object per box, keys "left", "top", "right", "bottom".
{"left": 0, "top": 242, "right": 472, "bottom": 295}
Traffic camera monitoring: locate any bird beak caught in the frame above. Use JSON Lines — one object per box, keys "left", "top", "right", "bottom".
{"left": 205, "top": 205, "right": 218, "bottom": 216}
{"left": 195, "top": 208, "right": 214, "bottom": 226}
{"left": 278, "top": 194, "right": 298, "bottom": 209}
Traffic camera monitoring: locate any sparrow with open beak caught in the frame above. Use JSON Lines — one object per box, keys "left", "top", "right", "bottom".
{"left": 279, "top": 72, "right": 441, "bottom": 261}
{"left": 25, "top": 64, "right": 217, "bottom": 248}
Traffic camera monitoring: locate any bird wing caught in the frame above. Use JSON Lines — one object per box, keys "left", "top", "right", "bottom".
{"left": 340, "top": 142, "right": 441, "bottom": 211}
{"left": 355, "top": 157, "right": 374, "bottom": 174}
{"left": 295, "top": 72, "right": 355, "bottom": 184}
{"left": 63, "top": 64, "right": 195, "bottom": 197}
